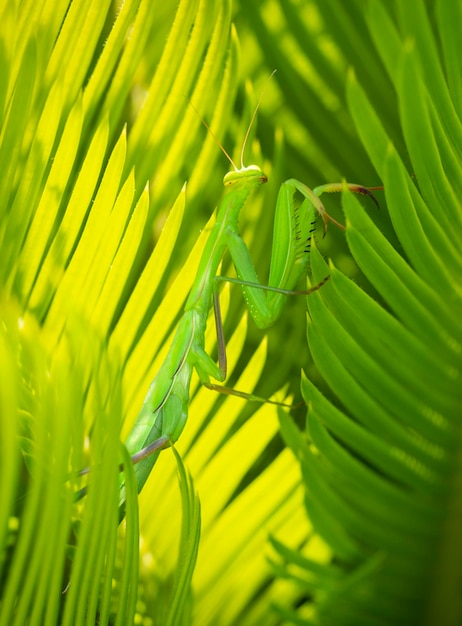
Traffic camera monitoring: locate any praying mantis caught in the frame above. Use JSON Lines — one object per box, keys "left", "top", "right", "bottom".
{"left": 117, "top": 102, "right": 379, "bottom": 510}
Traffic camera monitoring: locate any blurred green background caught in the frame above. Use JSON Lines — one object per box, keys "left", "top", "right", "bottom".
{"left": 1, "top": 1, "right": 460, "bottom": 624}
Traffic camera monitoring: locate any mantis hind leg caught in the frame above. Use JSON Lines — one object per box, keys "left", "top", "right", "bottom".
{"left": 203, "top": 381, "right": 304, "bottom": 410}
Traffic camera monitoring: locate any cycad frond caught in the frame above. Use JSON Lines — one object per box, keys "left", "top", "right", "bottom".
{"left": 269, "top": 2, "right": 462, "bottom": 624}
{"left": 0, "top": 0, "right": 239, "bottom": 622}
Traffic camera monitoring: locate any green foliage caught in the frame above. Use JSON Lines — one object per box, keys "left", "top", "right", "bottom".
{"left": 265, "top": 2, "right": 462, "bottom": 625}
{"left": 1, "top": 0, "right": 460, "bottom": 625}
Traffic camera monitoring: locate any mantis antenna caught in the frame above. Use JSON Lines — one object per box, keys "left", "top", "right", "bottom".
{"left": 188, "top": 99, "right": 238, "bottom": 170}
{"left": 239, "top": 69, "right": 277, "bottom": 168}
{"left": 189, "top": 69, "right": 278, "bottom": 171}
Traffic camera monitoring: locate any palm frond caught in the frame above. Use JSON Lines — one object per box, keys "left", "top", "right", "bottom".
{"left": 0, "top": 0, "right": 241, "bottom": 622}
{"left": 269, "top": 1, "right": 462, "bottom": 624}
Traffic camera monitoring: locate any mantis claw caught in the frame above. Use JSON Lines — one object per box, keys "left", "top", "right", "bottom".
{"left": 313, "top": 181, "right": 382, "bottom": 234}
{"left": 348, "top": 184, "right": 381, "bottom": 210}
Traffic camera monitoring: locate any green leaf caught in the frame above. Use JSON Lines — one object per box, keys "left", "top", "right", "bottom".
{"left": 270, "top": 2, "right": 462, "bottom": 624}
{"left": 165, "top": 448, "right": 201, "bottom": 626}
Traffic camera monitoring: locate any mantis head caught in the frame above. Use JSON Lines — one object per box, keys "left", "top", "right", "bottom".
{"left": 223, "top": 165, "right": 268, "bottom": 188}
